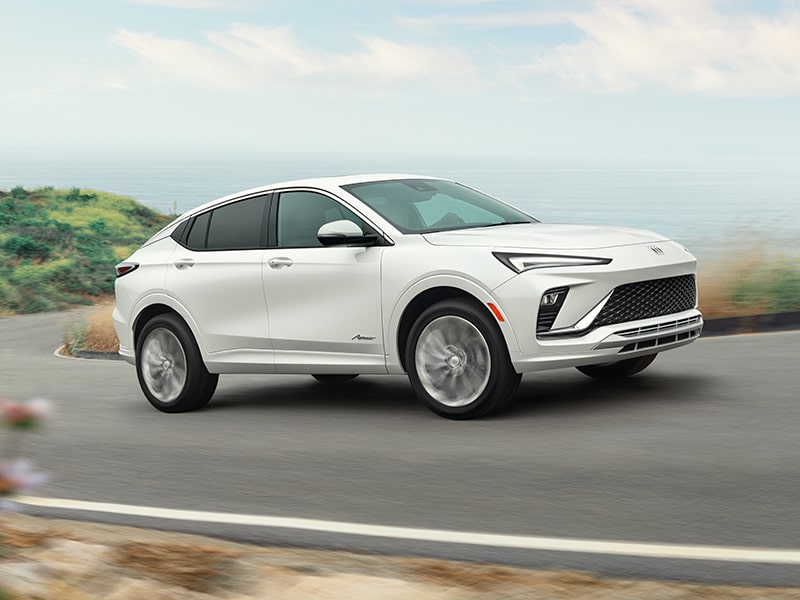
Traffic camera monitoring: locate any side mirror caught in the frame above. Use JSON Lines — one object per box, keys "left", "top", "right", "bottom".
{"left": 317, "top": 220, "right": 375, "bottom": 246}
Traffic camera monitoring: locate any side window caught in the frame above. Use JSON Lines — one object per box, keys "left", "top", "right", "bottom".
{"left": 277, "top": 191, "right": 366, "bottom": 248}
{"left": 185, "top": 212, "right": 210, "bottom": 250}
{"left": 206, "top": 195, "right": 268, "bottom": 250}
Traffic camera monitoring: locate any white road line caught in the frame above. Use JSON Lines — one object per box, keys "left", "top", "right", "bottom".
{"left": 16, "top": 495, "right": 800, "bottom": 565}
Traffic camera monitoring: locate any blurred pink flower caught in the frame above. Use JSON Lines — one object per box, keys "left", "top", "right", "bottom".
{"left": 0, "top": 397, "right": 53, "bottom": 430}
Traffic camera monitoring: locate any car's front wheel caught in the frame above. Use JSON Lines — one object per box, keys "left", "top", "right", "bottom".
{"left": 136, "top": 313, "right": 218, "bottom": 413}
{"left": 406, "top": 299, "right": 520, "bottom": 419}
{"left": 576, "top": 353, "right": 657, "bottom": 380}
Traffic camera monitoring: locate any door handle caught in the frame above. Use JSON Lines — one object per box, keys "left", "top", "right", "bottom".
{"left": 174, "top": 258, "right": 195, "bottom": 270}
{"left": 268, "top": 257, "right": 293, "bottom": 269}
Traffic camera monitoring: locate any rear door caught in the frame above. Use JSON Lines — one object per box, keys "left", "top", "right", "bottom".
{"left": 166, "top": 194, "right": 273, "bottom": 359}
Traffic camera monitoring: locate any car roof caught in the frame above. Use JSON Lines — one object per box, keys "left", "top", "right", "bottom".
{"left": 184, "top": 173, "right": 441, "bottom": 219}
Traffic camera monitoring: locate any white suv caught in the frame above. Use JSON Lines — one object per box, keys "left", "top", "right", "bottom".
{"left": 113, "top": 174, "right": 702, "bottom": 419}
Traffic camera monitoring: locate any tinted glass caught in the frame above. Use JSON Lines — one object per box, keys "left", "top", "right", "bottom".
{"left": 206, "top": 196, "right": 267, "bottom": 250}
{"left": 342, "top": 179, "right": 536, "bottom": 234}
{"left": 277, "top": 191, "right": 365, "bottom": 248}
{"left": 185, "top": 212, "right": 210, "bottom": 250}
{"left": 171, "top": 219, "right": 189, "bottom": 243}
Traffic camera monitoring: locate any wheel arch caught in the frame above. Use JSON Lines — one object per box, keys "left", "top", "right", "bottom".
{"left": 390, "top": 279, "right": 520, "bottom": 373}
{"left": 133, "top": 304, "right": 180, "bottom": 348}
{"left": 131, "top": 294, "right": 204, "bottom": 357}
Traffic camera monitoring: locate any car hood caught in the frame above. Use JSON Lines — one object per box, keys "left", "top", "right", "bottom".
{"left": 422, "top": 223, "right": 670, "bottom": 250}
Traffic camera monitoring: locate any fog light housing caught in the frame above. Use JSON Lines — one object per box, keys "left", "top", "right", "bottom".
{"left": 541, "top": 291, "right": 563, "bottom": 306}
{"left": 537, "top": 287, "right": 568, "bottom": 333}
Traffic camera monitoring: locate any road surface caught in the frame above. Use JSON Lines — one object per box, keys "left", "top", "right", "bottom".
{"left": 1, "top": 311, "right": 798, "bottom": 584}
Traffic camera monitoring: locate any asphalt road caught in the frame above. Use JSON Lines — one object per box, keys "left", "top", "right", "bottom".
{"left": 1, "top": 311, "right": 799, "bottom": 585}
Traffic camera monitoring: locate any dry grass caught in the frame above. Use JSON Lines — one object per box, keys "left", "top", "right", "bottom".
{"left": 62, "top": 303, "right": 119, "bottom": 355}
{"left": 112, "top": 540, "right": 241, "bottom": 593}
{"left": 408, "top": 559, "right": 800, "bottom": 599}
{"left": 2, "top": 515, "right": 800, "bottom": 599}
{"left": 697, "top": 252, "right": 767, "bottom": 319}
{"left": 697, "top": 245, "right": 800, "bottom": 319}
{"left": 412, "top": 560, "right": 552, "bottom": 590}
{"left": 0, "top": 523, "right": 60, "bottom": 549}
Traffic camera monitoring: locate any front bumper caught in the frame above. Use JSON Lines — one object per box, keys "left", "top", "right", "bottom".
{"left": 508, "top": 309, "right": 702, "bottom": 373}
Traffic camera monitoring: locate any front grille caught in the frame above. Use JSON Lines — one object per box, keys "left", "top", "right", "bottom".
{"left": 592, "top": 275, "right": 696, "bottom": 328}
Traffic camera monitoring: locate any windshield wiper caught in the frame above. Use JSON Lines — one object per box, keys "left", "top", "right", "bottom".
{"left": 424, "top": 221, "right": 533, "bottom": 234}
{"left": 473, "top": 221, "right": 532, "bottom": 229}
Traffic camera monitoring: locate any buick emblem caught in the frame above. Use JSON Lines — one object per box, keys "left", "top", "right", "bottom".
{"left": 648, "top": 245, "right": 665, "bottom": 256}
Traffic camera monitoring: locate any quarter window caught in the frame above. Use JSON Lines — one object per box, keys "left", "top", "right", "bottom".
{"left": 185, "top": 212, "right": 210, "bottom": 250}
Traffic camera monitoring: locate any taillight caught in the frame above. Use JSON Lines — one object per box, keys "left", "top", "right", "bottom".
{"left": 115, "top": 262, "right": 139, "bottom": 277}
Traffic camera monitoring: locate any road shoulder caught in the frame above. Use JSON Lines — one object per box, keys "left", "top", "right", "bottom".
{"left": 2, "top": 513, "right": 799, "bottom": 599}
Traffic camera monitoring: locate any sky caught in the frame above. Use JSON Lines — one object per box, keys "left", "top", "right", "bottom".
{"left": 2, "top": 0, "right": 800, "bottom": 161}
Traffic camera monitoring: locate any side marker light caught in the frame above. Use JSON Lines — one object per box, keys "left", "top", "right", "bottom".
{"left": 487, "top": 303, "right": 505, "bottom": 322}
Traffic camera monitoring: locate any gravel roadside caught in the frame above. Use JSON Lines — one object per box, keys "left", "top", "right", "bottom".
{"left": 2, "top": 514, "right": 799, "bottom": 600}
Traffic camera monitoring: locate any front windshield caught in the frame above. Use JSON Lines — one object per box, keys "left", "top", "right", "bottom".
{"left": 341, "top": 179, "right": 538, "bottom": 234}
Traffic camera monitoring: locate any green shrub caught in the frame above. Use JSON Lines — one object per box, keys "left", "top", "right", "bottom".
{"left": 3, "top": 235, "right": 52, "bottom": 259}
{"left": 0, "top": 186, "right": 170, "bottom": 313}
{"left": 18, "top": 291, "right": 57, "bottom": 314}
{"left": 730, "top": 259, "right": 800, "bottom": 313}
{"left": 0, "top": 278, "right": 21, "bottom": 311}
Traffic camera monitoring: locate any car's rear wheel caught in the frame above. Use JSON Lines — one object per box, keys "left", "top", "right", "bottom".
{"left": 406, "top": 299, "right": 520, "bottom": 419}
{"left": 136, "top": 313, "right": 218, "bottom": 413}
{"left": 311, "top": 374, "right": 359, "bottom": 383}
{"left": 576, "top": 353, "right": 657, "bottom": 380}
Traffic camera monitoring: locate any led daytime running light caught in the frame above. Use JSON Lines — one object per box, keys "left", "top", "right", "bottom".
{"left": 493, "top": 252, "right": 611, "bottom": 273}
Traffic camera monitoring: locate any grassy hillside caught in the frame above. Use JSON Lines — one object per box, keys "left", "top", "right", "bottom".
{"left": 0, "top": 186, "right": 172, "bottom": 314}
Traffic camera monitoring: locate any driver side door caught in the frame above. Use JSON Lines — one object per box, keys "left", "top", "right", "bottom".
{"left": 262, "top": 190, "right": 387, "bottom": 373}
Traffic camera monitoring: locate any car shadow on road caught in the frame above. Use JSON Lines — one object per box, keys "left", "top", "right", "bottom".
{"left": 201, "top": 370, "right": 716, "bottom": 420}
{"left": 505, "top": 371, "right": 716, "bottom": 418}
{"left": 204, "top": 375, "right": 423, "bottom": 416}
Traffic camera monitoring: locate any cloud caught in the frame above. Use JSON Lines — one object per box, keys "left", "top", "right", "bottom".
{"left": 113, "top": 2, "right": 800, "bottom": 97}
{"left": 400, "top": 0, "right": 800, "bottom": 96}
{"left": 397, "top": 10, "right": 573, "bottom": 29}
{"left": 527, "top": 0, "right": 800, "bottom": 95}
{"left": 128, "top": 0, "right": 234, "bottom": 8}
{"left": 111, "top": 24, "right": 473, "bottom": 90}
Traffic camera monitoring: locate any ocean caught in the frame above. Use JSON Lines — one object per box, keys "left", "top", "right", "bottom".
{"left": 2, "top": 152, "right": 798, "bottom": 258}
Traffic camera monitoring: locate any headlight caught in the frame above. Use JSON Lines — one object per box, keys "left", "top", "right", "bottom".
{"left": 493, "top": 252, "right": 611, "bottom": 273}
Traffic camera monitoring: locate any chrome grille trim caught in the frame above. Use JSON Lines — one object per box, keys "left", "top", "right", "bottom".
{"left": 616, "top": 328, "right": 702, "bottom": 353}
{"left": 593, "top": 315, "right": 703, "bottom": 350}
{"left": 615, "top": 315, "right": 702, "bottom": 338}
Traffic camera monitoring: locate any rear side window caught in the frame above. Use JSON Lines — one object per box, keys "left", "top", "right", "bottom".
{"left": 207, "top": 196, "right": 268, "bottom": 250}
{"left": 186, "top": 212, "right": 210, "bottom": 250}
{"left": 183, "top": 195, "right": 268, "bottom": 251}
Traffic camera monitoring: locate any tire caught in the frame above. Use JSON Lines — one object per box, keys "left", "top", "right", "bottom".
{"left": 576, "top": 353, "right": 657, "bottom": 380}
{"left": 311, "top": 374, "right": 359, "bottom": 383}
{"left": 405, "top": 299, "right": 521, "bottom": 419}
{"left": 135, "top": 313, "right": 218, "bottom": 413}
